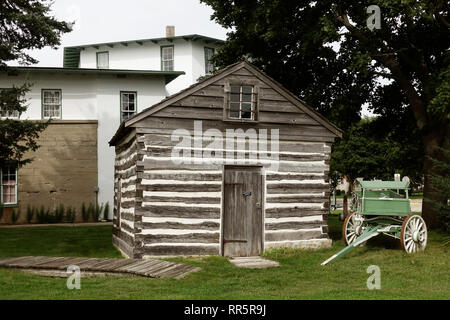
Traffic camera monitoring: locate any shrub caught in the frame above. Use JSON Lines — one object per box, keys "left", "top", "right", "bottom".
{"left": 87, "top": 203, "right": 95, "bottom": 222}
{"left": 54, "top": 204, "right": 65, "bottom": 223}
{"left": 81, "top": 202, "right": 89, "bottom": 222}
{"left": 103, "top": 202, "right": 110, "bottom": 221}
{"left": 37, "top": 206, "right": 47, "bottom": 224}
{"left": 93, "top": 203, "right": 104, "bottom": 221}
{"left": 65, "top": 207, "right": 76, "bottom": 223}
{"left": 11, "top": 209, "right": 20, "bottom": 224}
{"left": 26, "top": 205, "right": 35, "bottom": 223}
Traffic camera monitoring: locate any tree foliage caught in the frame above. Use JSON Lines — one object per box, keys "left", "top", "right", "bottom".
{"left": 202, "top": 0, "right": 449, "bottom": 228}
{"left": 0, "top": 0, "right": 71, "bottom": 168}
{"left": 0, "top": 0, "right": 71, "bottom": 67}
{"left": 425, "top": 146, "right": 450, "bottom": 233}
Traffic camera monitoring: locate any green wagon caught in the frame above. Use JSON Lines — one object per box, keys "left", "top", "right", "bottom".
{"left": 322, "top": 180, "right": 427, "bottom": 265}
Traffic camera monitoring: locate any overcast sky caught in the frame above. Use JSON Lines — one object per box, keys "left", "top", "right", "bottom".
{"left": 23, "top": 0, "right": 229, "bottom": 67}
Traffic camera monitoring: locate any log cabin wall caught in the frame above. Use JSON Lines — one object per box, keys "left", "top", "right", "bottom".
{"left": 121, "top": 64, "right": 337, "bottom": 257}
{"left": 112, "top": 131, "right": 138, "bottom": 258}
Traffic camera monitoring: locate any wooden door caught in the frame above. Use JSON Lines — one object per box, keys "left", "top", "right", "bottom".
{"left": 223, "top": 166, "right": 263, "bottom": 257}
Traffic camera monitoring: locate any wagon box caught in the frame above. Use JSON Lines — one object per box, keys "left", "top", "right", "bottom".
{"left": 356, "top": 181, "right": 411, "bottom": 216}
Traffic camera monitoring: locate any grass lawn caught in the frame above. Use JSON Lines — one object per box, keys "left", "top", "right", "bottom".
{"left": 0, "top": 218, "right": 448, "bottom": 300}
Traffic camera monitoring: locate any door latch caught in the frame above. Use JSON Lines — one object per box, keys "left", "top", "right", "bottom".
{"left": 243, "top": 191, "right": 252, "bottom": 197}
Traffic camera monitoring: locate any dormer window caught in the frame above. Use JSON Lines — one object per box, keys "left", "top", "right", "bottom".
{"left": 228, "top": 85, "right": 256, "bottom": 120}
{"left": 96, "top": 51, "right": 109, "bottom": 69}
{"left": 161, "top": 46, "right": 174, "bottom": 71}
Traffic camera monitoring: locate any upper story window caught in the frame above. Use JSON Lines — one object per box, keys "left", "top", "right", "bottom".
{"left": 227, "top": 85, "right": 256, "bottom": 120}
{"left": 1, "top": 166, "right": 17, "bottom": 205}
{"left": 0, "top": 88, "right": 19, "bottom": 119}
{"left": 204, "top": 47, "right": 215, "bottom": 74}
{"left": 42, "top": 89, "right": 62, "bottom": 119}
{"left": 97, "top": 51, "right": 109, "bottom": 69}
{"left": 161, "top": 46, "right": 174, "bottom": 71}
{"left": 121, "top": 91, "right": 137, "bottom": 122}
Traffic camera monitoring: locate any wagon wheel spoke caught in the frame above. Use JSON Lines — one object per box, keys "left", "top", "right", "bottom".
{"left": 401, "top": 214, "right": 428, "bottom": 254}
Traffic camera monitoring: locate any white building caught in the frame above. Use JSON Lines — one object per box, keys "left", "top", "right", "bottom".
{"left": 0, "top": 27, "right": 223, "bottom": 221}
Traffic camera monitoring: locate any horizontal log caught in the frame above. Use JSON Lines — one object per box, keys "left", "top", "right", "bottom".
{"left": 266, "top": 173, "right": 326, "bottom": 181}
{"left": 119, "top": 221, "right": 134, "bottom": 234}
{"left": 267, "top": 183, "right": 329, "bottom": 193}
{"left": 259, "top": 99, "right": 299, "bottom": 113}
{"left": 115, "top": 229, "right": 134, "bottom": 246}
{"left": 265, "top": 208, "right": 328, "bottom": 219}
{"left": 142, "top": 245, "right": 220, "bottom": 256}
{"left": 192, "top": 85, "right": 224, "bottom": 97}
{"left": 259, "top": 87, "right": 289, "bottom": 102}
{"left": 140, "top": 232, "right": 220, "bottom": 244}
{"left": 120, "top": 200, "right": 135, "bottom": 209}
{"left": 120, "top": 211, "right": 134, "bottom": 221}
{"left": 141, "top": 146, "right": 326, "bottom": 162}
{"left": 138, "top": 158, "right": 327, "bottom": 173}
{"left": 140, "top": 133, "right": 328, "bottom": 154}
{"left": 112, "top": 235, "right": 134, "bottom": 258}
{"left": 265, "top": 221, "right": 324, "bottom": 231}
{"left": 265, "top": 230, "right": 324, "bottom": 242}
{"left": 136, "top": 207, "right": 220, "bottom": 219}
{"left": 141, "top": 183, "right": 221, "bottom": 192}
{"left": 143, "top": 196, "right": 220, "bottom": 204}
{"left": 172, "top": 95, "right": 224, "bottom": 109}
{"left": 138, "top": 171, "right": 222, "bottom": 182}
{"left": 266, "top": 196, "right": 328, "bottom": 204}
{"left": 139, "top": 221, "right": 220, "bottom": 231}
{"left": 134, "top": 117, "right": 337, "bottom": 141}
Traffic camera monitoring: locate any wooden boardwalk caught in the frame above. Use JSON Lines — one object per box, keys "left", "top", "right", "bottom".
{"left": 0, "top": 256, "right": 200, "bottom": 279}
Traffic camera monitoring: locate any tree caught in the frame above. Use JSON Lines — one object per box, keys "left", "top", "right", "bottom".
{"left": 0, "top": 0, "right": 71, "bottom": 168}
{"left": 426, "top": 146, "right": 450, "bottom": 233}
{"left": 202, "top": 0, "right": 449, "bottom": 229}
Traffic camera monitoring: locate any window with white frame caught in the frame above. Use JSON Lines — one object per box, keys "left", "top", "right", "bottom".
{"left": 96, "top": 51, "right": 109, "bottom": 69}
{"left": 42, "top": 89, "right": 62, "bottom": 119}
{"left": 204, "top": 47, "right": 215, "bottom": 74}
{"left": 121, "top": 91, "right": 137, "bottom": 121}
{"left": 1, "top": 167, "right": 18, "bottom": 205}
{"left": 0, "top": 88, "right": 19, "bottom": 119}
{"left": 228, "top": 85, "right": 256, "bottom": 120}
{"left": 161, "top": 46, "right": 174, "bottom": 71}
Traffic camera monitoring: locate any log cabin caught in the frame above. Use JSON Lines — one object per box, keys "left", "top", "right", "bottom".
{"left": 109, "top": 60, "right": 342, "bottom": 258}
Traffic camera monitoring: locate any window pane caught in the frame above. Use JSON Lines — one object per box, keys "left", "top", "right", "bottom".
{"left": 121, "top": 93, "right": 136, "bottom": 120}
{"left": 205, "top": 47, "right": 215, "bottom": 74}
{"left": 242, "top": 86, "right": 253, "bottom": 94}
{"left": 230, "top": 93, "right": 240, "bottom": 102}
{"left": 2, "top": 167, "right": 17, "bottom": 204}
{"left": 229, "top": 103, "right": 240, "bottom": 118}
{"left": 241, "top": 103, "right": 252, "bottom": 119}
{"left": 230, "top": 86, "right": 240, "bottom": 94}
{"left": 228, "top": 85, "right": 256, "bottom": 120}
{"left": 97, "top": 52, "right": 109, "bottom": 69}
{"left": 42, "top": 90, "right": 61, "bottom": 119}
{"left": 242, "top": 93, "right": 252, "bottom": 102}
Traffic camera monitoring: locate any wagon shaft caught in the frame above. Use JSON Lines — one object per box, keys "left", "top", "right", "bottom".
{"left": 321, "top": 225, "right": 384, "bottom": 266}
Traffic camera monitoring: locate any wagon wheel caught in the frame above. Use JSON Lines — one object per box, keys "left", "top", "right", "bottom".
{"left": 342, "top": 211, "right": 365, "bottom": 246}
{"left": 400, "top": 214, "right": 427, "bottom": 253}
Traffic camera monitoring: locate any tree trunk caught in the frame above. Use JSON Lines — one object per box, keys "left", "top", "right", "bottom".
{"left": 342, "top": 195, "right": 348, "bottom": 221}
{"left": 421, "top": 127, "right": 450, "bottom": 229}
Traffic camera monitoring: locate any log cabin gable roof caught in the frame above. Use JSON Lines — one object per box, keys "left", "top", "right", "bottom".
{"left": 109, "top": 60, "right": 342, "bottom": 146}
